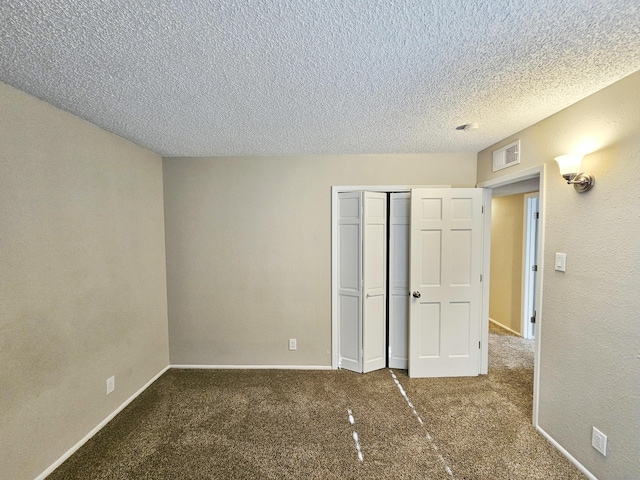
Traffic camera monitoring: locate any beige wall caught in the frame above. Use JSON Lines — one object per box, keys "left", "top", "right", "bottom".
{"left": 489, "top": 193, "right": 525, "bottom": 334}
{"left": 163, "top": 154, "right": 477, "bottom": 366}
{"left": 478, "top": 71, "right": 640, "bottom": 479}
{"left": 0, "top": 82, "right": 170, "bottom": 480}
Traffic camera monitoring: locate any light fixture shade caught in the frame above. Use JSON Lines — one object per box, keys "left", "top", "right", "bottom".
{"left": 554, "top": 154, "right": 584, "bottom": 176}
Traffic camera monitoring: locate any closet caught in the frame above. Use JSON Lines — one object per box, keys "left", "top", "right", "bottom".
{"left": 336, "top": 188, "right": 484, "bottom": 378}
{"left": 337, "top": 192, "right": 410, "bottom": 373}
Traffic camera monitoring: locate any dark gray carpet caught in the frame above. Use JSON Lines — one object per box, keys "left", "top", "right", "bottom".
{"left": 48, "top": 327, "right": 585, "bottom": 479}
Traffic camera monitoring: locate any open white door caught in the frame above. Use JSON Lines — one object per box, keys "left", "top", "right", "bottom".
{"left": 337, "top": 191, "right": 387, "bottom": 373}
{"left": 409, "top": 188, "right": 483, "bottom": 378}
{"left": 388, "top": 193, "right": 410, "bottom": 369}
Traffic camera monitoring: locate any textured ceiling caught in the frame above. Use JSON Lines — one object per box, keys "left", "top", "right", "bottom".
{"left": 1, "top": 0, "right": 640, "bottom": 157}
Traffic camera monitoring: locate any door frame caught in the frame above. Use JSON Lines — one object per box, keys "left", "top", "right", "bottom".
{"left": 477, "top": 165, "right": 546, "bottom": 426}
{"left": 332, "top": 184, "right": 489, "bottom": 373}
{"left": 522, "top": 193, "right": 539, "bottom": 340}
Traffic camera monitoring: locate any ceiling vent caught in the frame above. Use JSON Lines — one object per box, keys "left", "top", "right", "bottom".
{"left": 493, "top": 140, "right": 520, "bottom": 172}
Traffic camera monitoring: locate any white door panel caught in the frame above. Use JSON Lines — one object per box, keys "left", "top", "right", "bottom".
{"left": 362, "top": 192, "right": 387, "bottom": 373}
{"left": 338, "top": 192, "right": 362, "bottom": 372}
{"left": 409, "top": 188, "right": 483, "bottom": 378}
{"left": 338, "top": 295, "right": 361, "bottom": 370}
{"left": 389, "top": 193, "right": 410, "bottom": 369}
{"left": 338, "top": 191, "right": 387, "bottom": 373}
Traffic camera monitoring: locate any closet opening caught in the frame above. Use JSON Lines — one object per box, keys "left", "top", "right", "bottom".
{"left": 334, "top": 188, "right": 410, "bottom": 374}
{"left": 332, "top": 185, "right": 487, "bottom": 378}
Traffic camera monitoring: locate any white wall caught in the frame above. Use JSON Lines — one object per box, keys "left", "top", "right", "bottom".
{"left": 0, "top": 82, "right": 169, "bottom": 480}
{"left": 163, "top": 154, "right": 477, "bottom": 366}
{"left": 477, "top": 71, "right": 640, "bottom": 480}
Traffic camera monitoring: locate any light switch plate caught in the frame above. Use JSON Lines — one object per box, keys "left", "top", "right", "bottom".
{"left": 592, "top": 427, "right": 607, "bottom": 456}
{"left": 555, "top": 253, "right": 567, "bottom": 272}
{"left": 106, "top": 376, "right": 115, "bottom": 395}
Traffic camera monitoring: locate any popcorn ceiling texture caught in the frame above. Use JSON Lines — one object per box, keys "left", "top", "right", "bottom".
{"left": 1, "top": 0, "right": 639, "bottom": 157}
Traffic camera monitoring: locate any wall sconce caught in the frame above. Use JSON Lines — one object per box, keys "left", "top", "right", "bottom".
{"left": 554, "top": 154, "right": 595, "bottom": 192}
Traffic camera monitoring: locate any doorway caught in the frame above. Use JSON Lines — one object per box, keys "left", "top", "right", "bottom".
{"left": 477, "top": 165, "right": 545, "bottom": 426}
{"left": 336, "top": 190, "right": 408, "bottom": 373}
{"left": 488, "top": 181, "right": 539, "bottom": 338}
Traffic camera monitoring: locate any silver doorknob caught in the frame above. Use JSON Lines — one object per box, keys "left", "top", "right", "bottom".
{"left": 412, "top": 291, "right": 421, "bottom": 298}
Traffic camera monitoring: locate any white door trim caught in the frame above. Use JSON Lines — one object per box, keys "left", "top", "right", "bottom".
{"left": 522, "top": 193, "right": 539, "bottom": 340}
{"left": 331, "top": 185, "right": 451, "bottom": 371}
{"left": 477, "top": 164, "right": 546, "bottom": 427}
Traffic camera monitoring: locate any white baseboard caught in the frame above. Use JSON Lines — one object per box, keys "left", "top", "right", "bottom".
{"left": 171, "top": 364, "right": 333, "bottom": 370}
{"left": 489, "top": 317, "right": 523, "bottom": 337}
{"left": 35, "top": 365, "right": 170, "bottom": 480}
{"left": 536, "top": 425, "right": 597, "bottom": 480}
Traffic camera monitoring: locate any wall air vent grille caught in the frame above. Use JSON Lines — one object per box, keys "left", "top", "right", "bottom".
{"left": 493, "top": 140, "right": 520, "bottom": 172}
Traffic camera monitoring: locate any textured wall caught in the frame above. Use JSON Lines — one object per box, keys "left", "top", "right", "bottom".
{"left": 489, "top": 194, "right": 525, "bottom": 334}
{"left": 163, "top": 154, "right": 476, "bottom": 366}
{"left": 478, "top": 71, "right": 640, "bottom": 479}
{"left": 0, "top": 82, "right": 169, "bottom": 480}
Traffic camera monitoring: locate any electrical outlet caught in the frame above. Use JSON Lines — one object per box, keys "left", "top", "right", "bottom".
{"left": 106, "top": 376, "right": 115, "bottom": 395}
{"left": 592, "top": 427, "right": 607, "bottom": 456}
{"left": 289, "top": 338, "right": 297, "bottom": 351}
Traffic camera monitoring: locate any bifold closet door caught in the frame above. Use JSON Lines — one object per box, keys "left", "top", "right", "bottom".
{"left": 337, "top": 191, "right": 387, "bottom": 373}
{"left": 388, "top": 193, "right": 410, "bottom": 369}
{"left": 361, "top": 192, "right": 387, "bottom": 373}
{"left": 337, "top": 192, "right": 362, "bottom": 373}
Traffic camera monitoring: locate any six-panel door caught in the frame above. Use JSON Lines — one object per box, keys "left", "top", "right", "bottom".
{"left": 409, "top": 188, "right": 483, "bottom": 378}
